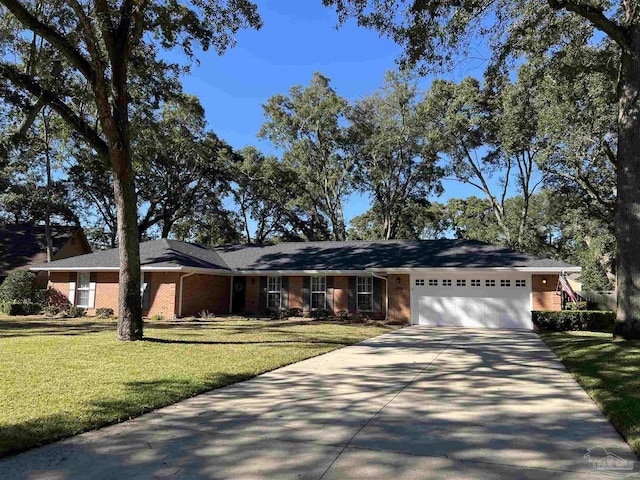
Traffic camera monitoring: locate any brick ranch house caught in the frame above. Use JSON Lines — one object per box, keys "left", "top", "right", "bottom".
{"left": 31, "top": 239, "right": 580, "bottom": 328}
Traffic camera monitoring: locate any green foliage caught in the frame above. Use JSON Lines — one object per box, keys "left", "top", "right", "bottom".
{"left": 96, "top": 308, "right": 115, "bottom": 319}
{"left": 309, "top": 308, "right": 332, "bottom": 320}
{"left": 64, "top": 306, "right": 86, "bottom": 318}
{"left": 151, "top": 313, "right": 165, "bottom": 322}
{"left": 0, "top": 270, "right": 36, "bottom": 303}
{"left": 347, "top": 70, "right": 443, "bottom": 239}
{"left": 532, "top": 310, "right": 615, "bottom": 333}
{"left": 259, "top": 72, "right": 352, "bottom": 241}
{"left": 0, "top": 302, "right": 41, "bottom": 316}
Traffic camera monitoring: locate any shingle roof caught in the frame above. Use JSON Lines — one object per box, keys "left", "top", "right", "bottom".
{"left": 33, "top": 238, "right": 579, "bottom": 271}
{"left": 32, "top": 239, "right": 229, "bottom": 270}
{"left": 0, "top": 224, "right": 85, "bottom": 276}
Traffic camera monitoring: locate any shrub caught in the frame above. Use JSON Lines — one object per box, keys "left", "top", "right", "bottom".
{"left": 0, "top": 270, "right": 36, "bottom": 303}
{"left": 309, "top": 308, "right": 332, "bottom": 320}
{"left": 285, "top": 307, "right": 303, "bottom": 318}
{"left": 0, "top": 302, "right": 41, "bottom": 316}
{"left": 532, "top": 310, "right": 616, "bottom": 332}
{"left": 199, "top": 310, "right": 215, "bottom": 319}
{"left": 96, "top": 308, "right": 114, "bottom": 319}
{"left": 335, "top": 310, "right": 351, "bottom": 320}
{"left": 564, "top": 301, "right": 588, "bottom": 311}
{"left": 151, "top": 313, "right": 165, "bottom": 321}
{"left": 268, "top": 308, "right": 288, "bottom": 320}
{"left": 349, "top": 312, "right": 371, "bottom": 324}
{"left": 65, "top": 306, "right": 86, "bottom": 318}
{"left": 41, "top": 288, "right": 71, "bottom": 316}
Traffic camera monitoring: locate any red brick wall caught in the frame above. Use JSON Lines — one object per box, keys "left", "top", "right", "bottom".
{"left": 288, "top": 276, "right": 303, "bottom": 310}
{"left": 532, "top": 274, "right": 561, "bottom": 311}
{"left": 147, "top": 272, "right": 179, "bottom": 318}
{"left": 94, "top": 272, "right": 119, "bottom": 315}
{"left": 181, "top": 274, "right": 230, "bottom": 317}
{"left": 388, "top": 274, "right": 410, "bottom": 324}
{"left": 244, "top": 276, "right": 261, "bottom": 314}
{"left": 333, "top": 276, "right": 349, "bottom": 312}
{"left": 48, "top": 272, "right": 71, "bottom": 297}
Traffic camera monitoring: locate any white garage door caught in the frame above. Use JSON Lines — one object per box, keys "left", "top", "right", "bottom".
{"left": 411, "top": 274, "right": 533, "bottom": 329}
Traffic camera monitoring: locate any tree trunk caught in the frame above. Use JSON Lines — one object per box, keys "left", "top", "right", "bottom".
{"left": 614, "top": 31, "right": 640, "bottom": 340}
{"left": 112, "top": 146, "right": 143, "bottom": 341}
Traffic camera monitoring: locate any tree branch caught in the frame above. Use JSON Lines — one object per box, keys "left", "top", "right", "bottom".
{"left": 547, "top": 0, "right": 632, "bottom": 53}
{"left": 0, "top": 0, "right": 96, "bottom": 81}
{"left": 0, "top": 62, "right": 109, "bottom": 159}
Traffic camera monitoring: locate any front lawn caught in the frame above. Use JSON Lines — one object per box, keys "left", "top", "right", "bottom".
{"left": 0, "top": 316, "right": 390, "bottom": 457}
{"left": 540, "top": 331, "right": 640, "bottom": 456}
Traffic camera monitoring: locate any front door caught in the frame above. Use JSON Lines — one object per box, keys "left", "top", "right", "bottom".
{"left": 232, "top": 277, "right": 246, "bottom": 314}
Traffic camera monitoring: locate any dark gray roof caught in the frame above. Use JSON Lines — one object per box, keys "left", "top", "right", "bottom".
{"left": 33, "top": 239, "right": 229, "bottom": 270}
{"left": 35, "top": 238, "right": 578, "bottom": 271}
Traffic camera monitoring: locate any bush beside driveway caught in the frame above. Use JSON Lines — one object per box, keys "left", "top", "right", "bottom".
{"left": 540, "top": 331, "right": 640, "bottom": 456}
{"left": 0, "top": 316, "right": 390, "bottom": 457}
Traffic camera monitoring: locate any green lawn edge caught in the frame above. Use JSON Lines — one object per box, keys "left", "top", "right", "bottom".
{"left": 539, "top": 331, "right": 640, "bottom": 457}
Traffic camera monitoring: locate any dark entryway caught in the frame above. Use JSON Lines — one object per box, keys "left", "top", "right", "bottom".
{"left": 231, "top": 276, "right": 246, "bottom": 314}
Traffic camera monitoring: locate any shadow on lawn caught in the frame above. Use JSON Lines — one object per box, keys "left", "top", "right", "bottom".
{"left": 0, "top": 320, "right": 115, "bottom": 338}
{"left": 2, "top": 327, "right": 637, "bottom": 480}
{"left": 142, "top": 337, "right": 353, "bottom": 346}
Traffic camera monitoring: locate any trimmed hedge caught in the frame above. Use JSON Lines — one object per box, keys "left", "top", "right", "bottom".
{"left": 0, "top": 302, "right": 42, "bottom": 316}
{"left": 532, "top": 310, "right": 616, "bottom": 332}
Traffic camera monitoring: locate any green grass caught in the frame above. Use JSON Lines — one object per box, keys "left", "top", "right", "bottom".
{"left": 540, "top": 331, "right": 640, "bottom": 456}
{"left": 0, "top": 316, "right": 390, "bottom": 457}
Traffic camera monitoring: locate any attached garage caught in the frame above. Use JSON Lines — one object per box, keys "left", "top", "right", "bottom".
{"left": 411, "top": 272, "right": 533, "bottom": 329}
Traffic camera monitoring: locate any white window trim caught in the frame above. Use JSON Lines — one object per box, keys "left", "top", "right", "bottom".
{"left": 311, "top": 276, "right": 326, "bottom": 310}
{"left": 357, "top": 276, "right": 373, "bottom": 312}
{"left": 267, "top": 276, "right": 282, "bottom": 310}
{"left": 76, "top": 272, "right": 91, "bottom": 308}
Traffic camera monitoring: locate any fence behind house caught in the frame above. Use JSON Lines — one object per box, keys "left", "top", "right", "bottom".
{"left": 579, "top": 290, "right": 617, "bottom": 312}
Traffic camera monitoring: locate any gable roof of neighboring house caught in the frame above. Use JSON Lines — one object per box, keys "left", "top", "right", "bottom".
{"left": 0, "top": 224, "right": 92, "bottom": 277}
{"left": 31, "top": 238, "right": 580, "bottom": 273}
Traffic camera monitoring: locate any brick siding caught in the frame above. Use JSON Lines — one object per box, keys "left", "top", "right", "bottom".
{"left": 532, "top": 274, "right": 562, "bottom": 311}
{"left": 181, "top": 274, "right": 230, "bottom": 317}
{"left": 333, "top": 276, "right": 349, "bottom": 313}
{"left": 388, "top": 274, "right": 410, "bottom": 324}
{"left": 288, "top": 276, "right": 303, "bottom": 309}
{"left": 244, "top": 276, "right": 261, "bottom": 314}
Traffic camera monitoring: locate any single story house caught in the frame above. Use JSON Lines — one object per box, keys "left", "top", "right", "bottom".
{"left": 1, "top": 224, "right": 92, "bottom": 287}
{"left": 31, "top": 239, "right": 580, "bottom": 329}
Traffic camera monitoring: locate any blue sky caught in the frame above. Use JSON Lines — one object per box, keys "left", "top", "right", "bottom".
{"left": 177, "top": 0, "right": 499, "bottom": 226}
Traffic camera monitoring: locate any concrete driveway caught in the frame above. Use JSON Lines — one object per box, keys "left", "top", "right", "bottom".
{"left": 2, "top": 327, "right": 637, "bottom": 479}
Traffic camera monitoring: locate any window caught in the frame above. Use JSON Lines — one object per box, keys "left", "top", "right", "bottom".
{"left": 471, "top": 279, "right": 481, "bottom": 287}
{"left": 311, "top": 276, "right": 326, "bottom": 310}
{"left": 357, "top": 276, "right": 373, "bottom": 311}
{"left": 500, "top": 279, "right": 511, "bottom": 287}
{"left": 442, "top": 279, "right": 452, "bottom": 287}
{"left": 76, "top": 272, "right": 91, "bottom": 307}
{"left": 516, "top": 279, "right": 527, "bottom": 287}
{"left": 428, "top": 279, "right": 438, "bottom": 286}
{"left": 485, "top": 279, "right": 496, "bottom": 287}
{"left": 415, "top": 279, "right": 425, "bottom": 286}
{"left": 267, "top": 276, "right": 282, "bottom": 310}
{"left": 457, "top": 279, "right": 466, "bottom": 287}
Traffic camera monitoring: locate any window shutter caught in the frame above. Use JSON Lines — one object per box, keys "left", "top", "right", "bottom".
{"left": 348, "top": 277, "right": 356, "bottom": 312}
{"left": 259, "top": 276, "right": 267, "bottom": 314}
{"left": 68, "top": 274, "right": 76, "bottom": 305}
{"left": 282, "top": 276, "right": 289, "bottom": 310}
{"left": 142, "top": 273, "right": 151, "bottom": 310}
{"left": 88, "top": 272, "right": 97, "bottom": 309}
{"left": 302, "top": 277, "right": 310, "bottom": 311}
{"left": 326, "top": 276, "right": 334, "bottom": 313}
{"left": 373, "top": 276, "right": 382, "bottom": 313}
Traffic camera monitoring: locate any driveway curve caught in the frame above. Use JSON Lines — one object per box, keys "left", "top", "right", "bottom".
{"left": 1, "top": 326, "right": 636, "bottom": 479}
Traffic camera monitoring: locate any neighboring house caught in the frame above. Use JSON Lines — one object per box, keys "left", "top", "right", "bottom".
{"left": 0, "top": 224, "right": 92, "bottom": 287}
{"left": 30, "top": 239, "right": 580, "bottom": 329}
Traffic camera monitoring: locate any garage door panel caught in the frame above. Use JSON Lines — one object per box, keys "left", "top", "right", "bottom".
{"left": 412, "top": 275, "right": 532, "bottom": 330}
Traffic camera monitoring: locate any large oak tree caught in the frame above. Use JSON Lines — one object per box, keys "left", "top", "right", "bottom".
{"left": 0, "top": 0, "right": 261, "bottom": 340}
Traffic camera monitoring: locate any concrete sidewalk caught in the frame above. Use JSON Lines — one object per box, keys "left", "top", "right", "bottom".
{"left": 1, "top": 327, "right": 637, "bottom": 479}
